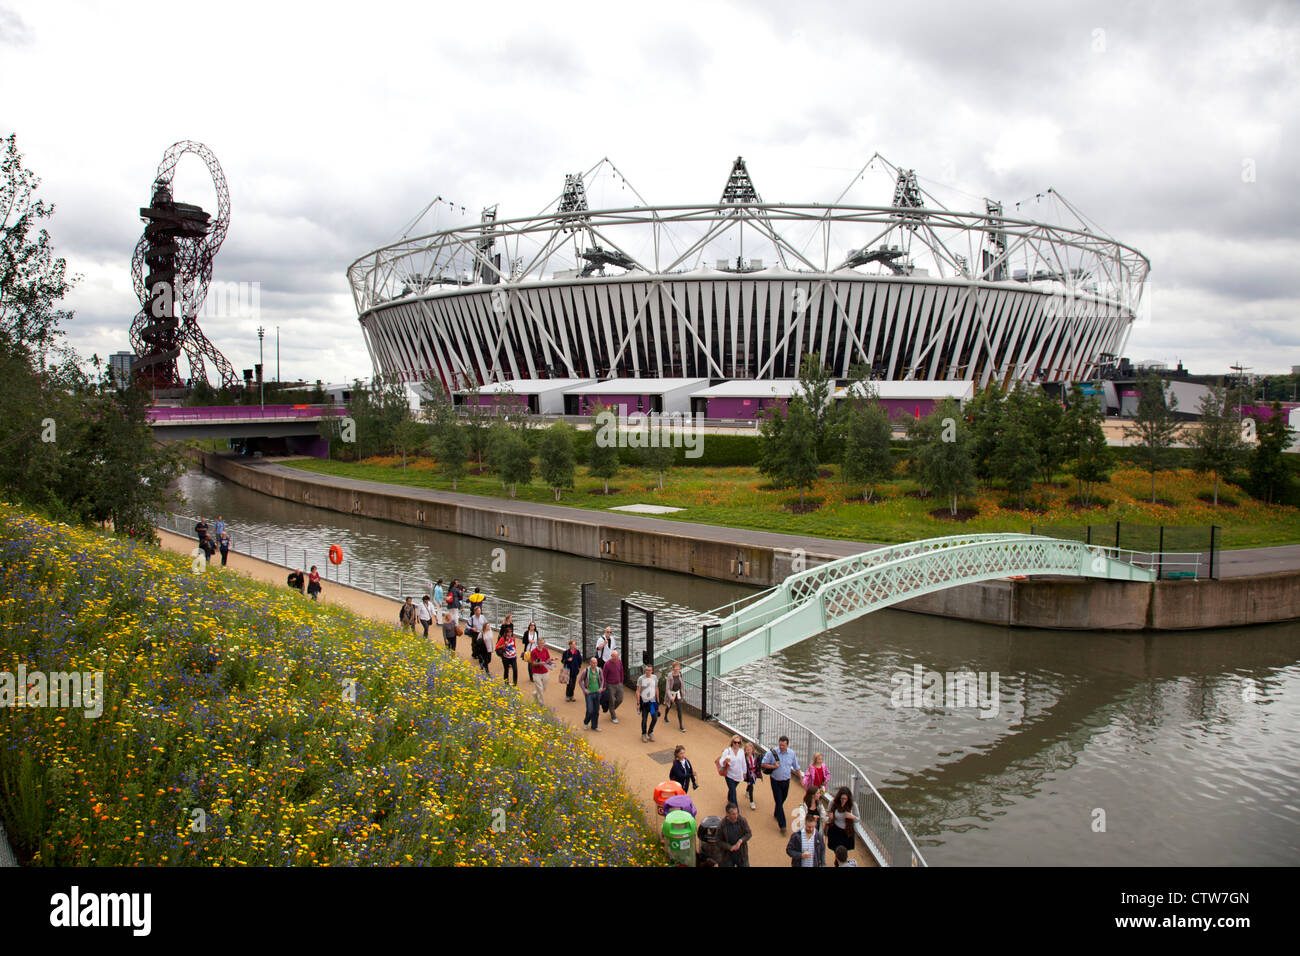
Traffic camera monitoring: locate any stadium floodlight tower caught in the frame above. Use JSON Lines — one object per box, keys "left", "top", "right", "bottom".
{"left": 350, "top": 154, "right": 1150, "bottom": 392}
{"left": 128, "top": 140, "right": 239, "bottom": 396}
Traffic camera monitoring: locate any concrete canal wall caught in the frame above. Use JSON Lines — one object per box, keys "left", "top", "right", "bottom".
{"left": 199, "top": 453, "right": 1300, "bottom": 631}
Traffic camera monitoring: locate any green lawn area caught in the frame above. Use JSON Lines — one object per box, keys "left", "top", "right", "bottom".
{"left": 283, "top": 455, "right": 1300, "bottom": 549}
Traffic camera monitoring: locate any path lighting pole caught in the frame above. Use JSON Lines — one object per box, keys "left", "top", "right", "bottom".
{"left": 257, "top": 326, "right": 265, "bottom": 412}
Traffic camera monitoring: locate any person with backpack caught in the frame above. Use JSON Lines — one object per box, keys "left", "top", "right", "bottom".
{"left": 578, "top": 657, "right": 605, "bottom": 732}
{"left": 399, "top": 597, "right": 417, "bottom": 633}
{"left": 636, "top": 664, "right": 659, "bottom": 742}
{"left": 595, "top": 626, "right": 614, "bottom": 665}
{"left": 762, "top": 736, "right": 802, "bottom": 835}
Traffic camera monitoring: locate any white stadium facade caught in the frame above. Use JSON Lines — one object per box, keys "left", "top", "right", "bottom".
{"left": 348, "top": 155, "right": 1150, "bottom": 394}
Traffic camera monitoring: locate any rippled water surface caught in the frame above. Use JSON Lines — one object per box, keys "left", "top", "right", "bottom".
{"left": 177, "top": 470, "right": 1300, "bottom": 865}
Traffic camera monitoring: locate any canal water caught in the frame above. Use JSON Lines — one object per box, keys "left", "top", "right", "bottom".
{"left": 175, "top": 470, "right": 1300, "bottom": 866}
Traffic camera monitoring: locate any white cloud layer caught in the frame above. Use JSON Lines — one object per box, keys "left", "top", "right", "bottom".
{"left": 1, "top": 0, "right": 1296, "bottom": 382}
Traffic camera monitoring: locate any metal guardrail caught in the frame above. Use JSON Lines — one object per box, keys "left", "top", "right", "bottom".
{"left": 148, "top": 404, "right": 348, "bottom": 423}
{"left": 671, "top": 668, "right": 926, "bottom": 867}
{"left": 155, "top": 511, "right": 582, "bottom": 650}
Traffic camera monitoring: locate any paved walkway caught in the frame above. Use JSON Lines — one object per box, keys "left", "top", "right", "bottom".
{"left": 241, "top": 456, "right": 1300, "bottom": 577}
{"left": 158, "top": 529, "right": 872, "bottom": 867}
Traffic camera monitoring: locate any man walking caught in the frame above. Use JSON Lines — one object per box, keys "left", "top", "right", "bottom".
{"left": 602, "top": 650, "right": 624, "bottom": 723}
{"left": 595, "top": 626, "right": 614, "bottom": 665}
{"left": 561, "top": 640, "right": 583, "bottom": 702}
{"left": 579, "top": 657, "right": 605, "bottom": 732}
{"left": 786, "top": 813, "right": 826, "bottom": 868}
{"left": 416, "top": 595, "right": 433, "bottom": 638}
{"left": 528, "top": 639, "right": 552, "bottom": 705}
{"left": 762, "top": 735, "right": 803, "bottom": 834}
{"left": 195, "top": 516, "right": 209, "bottom": 548}
{"left": 399, "top": 597, "right": 417, "bottom": 633}
{"left": 637, "top": 664, "right": 659, "bottom": 742}
{"left": 720, "top": 804, "right": 752, "bottom": 867}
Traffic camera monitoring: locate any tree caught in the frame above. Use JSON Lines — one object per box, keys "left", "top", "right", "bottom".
{"left": 588, "top": 404, "right": 621, "bottom": 494}
{"left": 841, "top": 386, "right": 893, "bottom": 501}
{"left": 1062, "top": 384, "right": 1112, "bottom": 507}
{"left": 639, "top": 442, "right": 677, "bottom": 491}
{"left": 1191, "top": 385, "right": 1248, "bottom": 505}
{"left": 779, "top": 398, "right": 820, "bottom": 509}
{"left": 993, "top": 385, "right": 1041, "bottom": 509}
{"left": 796, "top": 351, "right": 836, "bottom": 457}
{"left": 966, "top": 385, "right": 1006, "bottom": 489}
{"left": 393, "top": 417, "right": 425, "bottom": 468}
{"left": 1125, "top": 371, "right": 1185, "bottom": 503}
{"left": 495, "top": 429, "right": 533, "bottom": 498}
{"left": 538, "top": 423, "right": 576, "bottom": 500}
{"left": 914, "top": 399, "right": 975, "bottom": 516}
{"left": 0, "top": 133, "right": 76, "bottom": 361}
{"left": 427, "top": 401, "right": 468, "bottom": 489}
{"left": 1249, "top": 401, "right": 1295, "bottom": 504}
{"left": 1027, "top": 387, "right": 1068, "bottom": 484}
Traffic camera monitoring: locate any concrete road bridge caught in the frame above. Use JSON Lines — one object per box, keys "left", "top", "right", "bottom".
{"left": 147, "top": 404, "right": 347, "bottom": 455}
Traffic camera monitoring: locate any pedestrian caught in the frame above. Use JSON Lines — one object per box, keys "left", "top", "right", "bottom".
{"left": 218, "top": 530, "right": 230, "bottom": 566}
{"left": 212, "top": 515, "right": 226, "bottom": 539}
{"left": 805, "top": 752, "right": 830, "bottom": 792}
{"left": 595, "top": 626, "right": 614, "bottom": 664}
{"left": 416, "top": 595, "right": 433, "bottom": 638}
{"left": 496, "top": 626, "right": 519, "bottom": 686}
{"left": 761, "top": 735, "right": 803, "bottom": 834}
{"left": 287, "top": 568, "right": 304, "bottom": 593}
{"left": 669, "top": 745, "right": 698, "bottom": 793}
{"left": 579, "top": 656, "right": 605, "bottom": 732}
{"left": 521, "top": 621, "right": 539, "bottom": 682}
{"left": 528, "top": 637, "right": 551, "bottom": 704}
{"left": 717, "top": 736, "right": 746, "bottom": 808}
{"left": 433, "top": 578, "right": 445, "bottom": 609}
{"left": 195, "top": 516, "right": 209, "bottom": 547}
{"left": 476, "top": 622, "right": 494, "bottom": 675}
{"left": 560, "top": 639, "right": 583, "bottom": 702}
{"left": 663, "top": 660, "right": 686, "bottom": 732}
{"left": 602, "top": 650, "right": 624, "bottom": 723}
{"left": 307, "top": 565, "right": 322, "bottom": 601}
{"left": 720, "top": 803, "right": 752, "bottom": 867}
{"left": 787, "top": 813, "right": 827, "bottom": 868}
{"left": 637, "top": 664, "right": 659, "bottom": 742}
{"left": 832, "top": 845, "right": 857, "bottom": 867}
{"left": 399, "top": 597, "right": 417, "bottom": 632}
{"left": 440, "top": 612, "right": 458, "bottom": 650}
{"left": 201, "top": 534, "right": 216, "bottom": 564}
{"left": 825, "top": 786, "right": 857, "bottom": 855}
{"left": 791, "top": 785, "right": 825, "bottom": 835}
{"left": 742, "top": 741, "right": 762, "bottom": 811}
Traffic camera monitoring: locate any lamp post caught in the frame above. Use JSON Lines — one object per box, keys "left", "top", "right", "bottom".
{"left": 276, "top": 326, "right": 280, "bottom": 385}
{"left": 257, "top": 326, "right": 265, "bottom": 412}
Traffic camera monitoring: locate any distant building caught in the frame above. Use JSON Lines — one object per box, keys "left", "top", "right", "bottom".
{"left": 108, "top": 351, "right": 135, "bottom": 384}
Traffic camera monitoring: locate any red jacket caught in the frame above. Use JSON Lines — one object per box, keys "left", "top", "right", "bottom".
{"left": 529, "top": 645, "right": 550, "bottom": 675}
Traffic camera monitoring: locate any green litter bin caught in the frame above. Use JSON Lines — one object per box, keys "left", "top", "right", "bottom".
{"left": 661, "top": 808, "right": 698, "bottom": 866}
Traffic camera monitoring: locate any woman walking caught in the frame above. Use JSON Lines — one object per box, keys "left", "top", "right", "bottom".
{"left": 560, "top": 640, "right": 583, "bottom": 701}
{"left": 791, "top": 785, "right": 826, "bottom": 834}
{"left": 742, "top": 741, "right": 762, "bottom": 811}
{"left": 663, "top": 661, "right": 686, "bottom": 732}
{"left": 825, "top": 786, "right": 857, "bottom": 854}
{"left": 307, "top": 566, "right": 322, "bottom": 601}
{"left": 522, "top": 622, "right": 540, "bottom": 683}
{"left": 717, "top": 737, "right": 746, "bottom": 809}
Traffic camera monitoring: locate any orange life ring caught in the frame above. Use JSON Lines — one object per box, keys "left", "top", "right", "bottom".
{"left": 328, "top": 545, "right": 343, "bottom": 565}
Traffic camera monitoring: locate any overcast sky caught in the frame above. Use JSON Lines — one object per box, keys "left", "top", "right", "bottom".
{"left": 2, "top": 0, "right": 1296, "bottom": 383}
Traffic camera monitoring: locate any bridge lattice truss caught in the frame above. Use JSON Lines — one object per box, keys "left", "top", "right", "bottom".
{"left": 653, "top": 534, "right": 1155, "bottom": 677}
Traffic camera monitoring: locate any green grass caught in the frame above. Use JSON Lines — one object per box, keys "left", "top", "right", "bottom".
{"left": 283, "top": 455, "right": 1300, "bottom": 549}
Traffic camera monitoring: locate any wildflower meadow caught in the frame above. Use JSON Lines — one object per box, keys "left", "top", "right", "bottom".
{"left": 0, "top": 503, "right": 662, "bottom": 866}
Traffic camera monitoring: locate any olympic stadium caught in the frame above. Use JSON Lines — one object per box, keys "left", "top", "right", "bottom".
{"left": 348, "top": 155, "right": 1150, "bottom": 396}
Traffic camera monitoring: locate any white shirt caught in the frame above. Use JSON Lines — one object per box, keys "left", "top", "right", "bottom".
{"left": 637, "top": 675, "right": 657, "bottom": 702}
{"left": 420, "top": 600, "right": 435, "bottom": 622}
{"left": 719, "top": 746, "right": 745, "bottom": 782}
{"left": 800, "top": 830, "right": 817, "bottom": 867}
{"left": 470, "top": 613, "right": 486, "bottom": 633}
{"left": 415, "top": 601, "right": 432, "bottom": 622}
{"left": 596, "top": 634, "right": 613, "bottom": 662}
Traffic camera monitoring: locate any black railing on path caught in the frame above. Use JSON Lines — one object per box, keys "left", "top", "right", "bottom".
{"left": 1029, "top": 522, "right": 1221, "bottom": 579}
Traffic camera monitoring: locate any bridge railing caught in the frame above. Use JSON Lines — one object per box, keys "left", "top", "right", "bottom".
{"left": 683, "top": 669, "right": 927, "bottom": 867}
{"left": 154, "top": 511, "right": 582, "bottom": 649}
{"left": 148, "top": 404, "right": 348, "bottom": 423}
